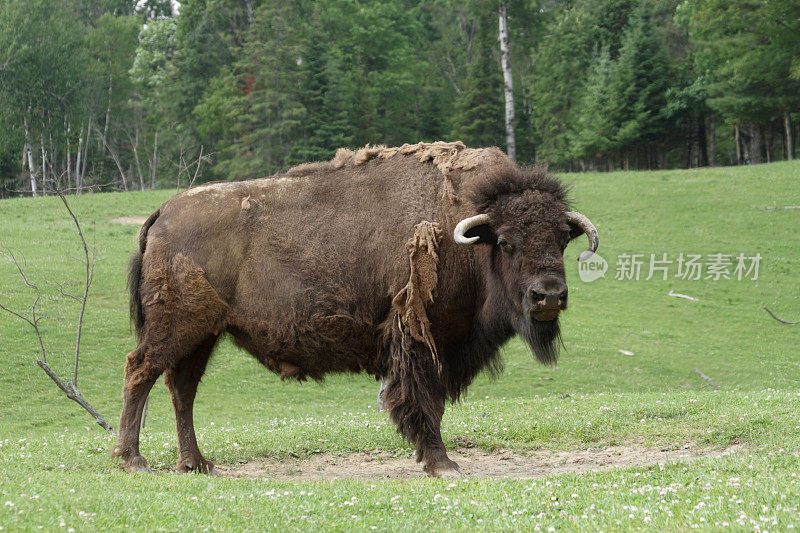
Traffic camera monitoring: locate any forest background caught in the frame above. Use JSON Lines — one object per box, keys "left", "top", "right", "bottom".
{"left": 0, "top": 0, "right": 798, "bottom": 197}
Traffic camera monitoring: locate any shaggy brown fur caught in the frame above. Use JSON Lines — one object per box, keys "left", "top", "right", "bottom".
{"left": 113, "top": 142, "right": 590, "bottom": 478}
{"left": 391, "top": 221, "right": 443, "bottom": 373}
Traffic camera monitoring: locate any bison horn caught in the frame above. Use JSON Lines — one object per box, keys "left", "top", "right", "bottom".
{"left": 566, "top": 211, "right": 599, "bottom": 261}
{"left": 453, "top": 214, "right": 491, "bottom": 245}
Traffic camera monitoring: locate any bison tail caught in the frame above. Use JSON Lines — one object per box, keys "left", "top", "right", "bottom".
{"left": 128, "top": 208, "right": 160, "bottom": 338}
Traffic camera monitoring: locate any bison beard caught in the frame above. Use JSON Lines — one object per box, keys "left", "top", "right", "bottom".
{"left": 516, "top": 315, "right": 561, "bottom": 366}
{"left": 111, "top": 142, "right": 597, "bottom": 478}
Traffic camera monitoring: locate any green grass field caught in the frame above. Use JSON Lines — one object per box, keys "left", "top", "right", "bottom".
{"left": 1, "top": 161, "right": 799, "bottom": 531}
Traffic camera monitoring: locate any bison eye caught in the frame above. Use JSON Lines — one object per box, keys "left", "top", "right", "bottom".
{"left": 497, "top": 237, "right": 514, "bottom": 252}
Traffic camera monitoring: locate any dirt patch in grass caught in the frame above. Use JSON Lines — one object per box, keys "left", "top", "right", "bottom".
{"left": 219, "top": 443, "right": 743, "bottom": 481}
{"left": 111, "top": 216, "right": 148, "bottom": 225}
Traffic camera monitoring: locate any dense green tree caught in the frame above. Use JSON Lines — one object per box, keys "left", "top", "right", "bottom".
{"left": 569, "top": 45, "right": 618, "bottom": 168}
{"left": 450, "top": 12, "right": 505, "bottom": 149}
{"left": 610, "top": 3, "right": 671, "bottom": 162}
{"left": 212, "top": 1, "right": 308, "bottom": 178}
{"left": 684, "top": 0, "right": 800, "bottom": 163}
{"left": 291, "top": 34, "right": 354, "bottom": 163}
{"left": 0, "top": 0, "right": 90, "bottom": 194}
{"left": 170, "top": 0, "right": 261, "bottom": 140}
{"left": 530, "top": 6, "right": 601, "bottom": 166}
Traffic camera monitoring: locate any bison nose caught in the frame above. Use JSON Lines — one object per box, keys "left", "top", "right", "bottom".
{"left": 528, "top": 278, "right": 568, "bottom": 309}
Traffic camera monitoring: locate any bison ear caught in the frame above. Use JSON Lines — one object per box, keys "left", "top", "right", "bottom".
{"left": 567, "top": 221, "right": 585, "bottom": 241}
{"left": 463, "top": 223, "right": 494, "bottom": 244}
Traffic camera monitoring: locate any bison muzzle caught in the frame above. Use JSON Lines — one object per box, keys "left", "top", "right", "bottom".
{"left": 112, "top": 142, "right": 598, "bottom": 478}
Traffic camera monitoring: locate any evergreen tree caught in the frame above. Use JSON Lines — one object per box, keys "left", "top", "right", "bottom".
{"left": 450, "top": 13, "right": 504, "bottom": 148}
{"left": 685, "top": 0, "right": 800, "bottom": 162}
{"left": 530, "top": 5, "right": 601, "bottom": 166}
{"left": 291, "top": 34, "right": 353, "bottom": 163}
{"left": 213, "top": 0, "right": 308, "bottom": 178}
{"left": 569, "top": 45, "right": 618, "bottom": 166}
{"left": 610, "top": 2, "right": 671, "bottom": 158}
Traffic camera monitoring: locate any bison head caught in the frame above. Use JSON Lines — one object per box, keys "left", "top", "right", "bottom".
{"left": 454, "top": 168, "right": 598, "bottom": 364}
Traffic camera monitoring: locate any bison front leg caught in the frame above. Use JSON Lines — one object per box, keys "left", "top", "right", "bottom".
{"left": 383, "top": 332, "right": 460, "bottom": 478}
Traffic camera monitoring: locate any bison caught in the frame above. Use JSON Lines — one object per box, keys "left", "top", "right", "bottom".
{"left": 112, "top": 142, "right": 598, "bottom": 478}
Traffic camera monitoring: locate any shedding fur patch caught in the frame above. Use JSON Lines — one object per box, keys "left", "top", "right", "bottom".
{"left": 323, "top": 142, "right": 507, "bottom": 203}
{"left": 391, "top": 221, "right": 443, "bottom": 374}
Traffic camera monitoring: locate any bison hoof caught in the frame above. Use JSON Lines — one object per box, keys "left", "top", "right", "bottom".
{"left": 177, "top": 457, "right": 217, "bottom": 476}
{"left": 424, "top": 461, "right": 462, "bottom": 479}
{"left": 436, "top": 468, "right": 463, "bottom": 479}
{"left": 124, "top": 463, "right": 153, "bottom": 474}
{"left": 120, "top": 455, "right": 152, "bottom": 474}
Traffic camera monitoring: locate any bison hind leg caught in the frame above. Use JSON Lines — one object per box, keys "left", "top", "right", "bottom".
{"left": 115, "top": 246, "right": 229, "bottom": 474}
{"left": 165, "top": 334, "right": 220, "bottom": 475}
{"left": 112, "top": 346, "right": 162, "bottom": 474}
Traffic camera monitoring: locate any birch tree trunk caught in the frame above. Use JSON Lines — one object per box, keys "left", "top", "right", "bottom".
{"left": 498, "top": 2, "right": 516, "bottom": 162}
{"left": 40, "top": 132, "right": 47, "bottom": 194}
{"left": 74, "top": 122, "right": 83, "bottom": 192}
{"left": 102, "top": 76, "right": 112, "bottom": 148}
{"left": 765, "top": 127, "right": 772, "bottom": 163}
{"left": 96, "top": 125, "right": 128, "bottom": 191}
{"left": 80, "top": 116, "right": 92, "bottom": 190}
{"left": 24, "top": 115, "right": 37, "bottom": 196}
{"left": 785, "top": 110, "right": 794, "bottom": 161}
{"left": 150, "top": 130, "right": 158, "bottom": 189}
{"left": 734, "top": 124, "right": 742, "bottom": 165}
{"left": 48, "top": 129, "right": 56, "bottom": 181}
{"left": 131, "top": 127, "right": 145, "bottom": 190}
{"left": 66, "top": 119, "right": 71, "bottom": 191}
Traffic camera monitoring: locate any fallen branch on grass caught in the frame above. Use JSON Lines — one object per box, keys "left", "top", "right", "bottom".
{"left": 694, "top": 368, "right": 719, "bottom": 390}
{"left": 37, "top": 360, "right": 112, "bottom": 431}
{"left": 762, "top": 205, "right": 800, "bottom": 211}
{"left": 762, "top": 306, "right": 800, "bottom": 325}
{"left": 668, "top": 289, "right": 699, "bottom": 302}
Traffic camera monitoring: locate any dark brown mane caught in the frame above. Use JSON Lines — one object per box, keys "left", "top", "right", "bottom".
{"left": 468, "top": 166, "right": 570, "bottom": 212}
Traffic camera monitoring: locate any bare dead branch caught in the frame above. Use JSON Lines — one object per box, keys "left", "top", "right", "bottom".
{"left": 694, "top": 368, "right": 719, "bottom": 390}
{"left": 37, "top": 360, "right": 112, "bottom": 431}
{"left": 189, "top": 144, "right": 204, "bottom": 188}
{"left": 44, "top": 279, "right": 82, "bottom": 303}
{"left": 763, "top": 306, "right": 800, "bottom": 325}
{"left": 0, "top": 249, "right": 46, "bottom": 362}
{"left": 57, "top": 191, "right": 93, "bottom": 387}
{"left": 0, "top": 300, "right": 34, "bottom": 328}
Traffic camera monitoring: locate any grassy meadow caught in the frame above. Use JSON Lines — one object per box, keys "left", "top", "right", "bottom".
{"left": 0, "top": 161, "right": 799, "bottom": 531}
